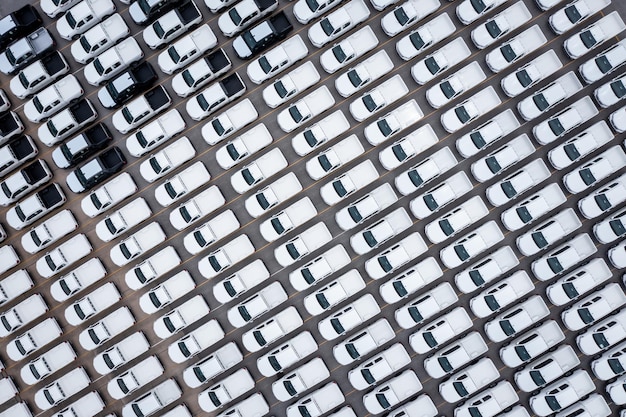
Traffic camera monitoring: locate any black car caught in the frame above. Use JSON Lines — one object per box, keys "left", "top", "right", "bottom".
{"left": 0, "top": 5, "right": 42, "bottom": 49}
{"left": 66, "top": 147, "right": 126, "bottom": 193}
{"left": 97, "top": 62, "right": 158, "bottom": 109}
{"left": 232, "top": 11, "right": 292, "bottom": 59}
{"left": 51, "top": 123, "right": 113, "bottom": 169}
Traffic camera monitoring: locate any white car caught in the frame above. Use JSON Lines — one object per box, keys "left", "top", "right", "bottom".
{"left": 595, "top": 73, "right": 626, "bottom": 108}
{"left": 410, "top": 172, "right": 473, "bottom": 219}
{"left": 320, "top": 26, "right": 378, "bottom": 73}
{"left": 455, "top": 246, "right": 519, "bottom": 294}
{"left": 112, "top": 85, "right": 172, "bottom": 134}
{"left": 64, "top": 282, "right": 120, "bottom": 326}
{"left": 125, "top": 245, "right": 181, "bottom": 290}
{"left": 277, "top": 86, "right": 335, "bottom": 133}
{"left": 56, "top": 0, "right": 116, "bottom": 40}
{"left": 380, "top": 0, "right": 440, "bottom": 37}
{"left": 379, "top": 256, "right": 443, "bottom": 304}
{"left": 363, "top": 370, "right": 422, "bottom": 414}
{"left": 71, "top": 14, "right": 130, "bottom": 63}
{"left": 533, "top": 96, "right": 600, "bottom": 145}
{"left": 395, "top": 12, "right": 455, "bottom": 61}
{"left": 213, "top": 259, "right": 270, "bottom": 304}
{"left": 318, "top": 294, "right": 380, "bottom": 341}
{"left": 350, "top": 207, "right": 411, "bottom": 255}
{"left": 500, "top": 49, "right": 563, "bottom": 97}
{"left": 365, "top": 99, "right": 424, "bottom": 146}
{"left": 0, "top": 294, "right": 47, "bottom": 338}
{"left": 455, "top": 109, "right": 520, "bottom": 158}
{"left": 411, "top": 38, "right": 471, "bottom": 85}
{"left": 6, "top": 317, "right": 61, "bottom": 361}
{"left": 139, "top": 270, "right": 196, "bottom": 314}
{"left": 532, "top": 233, "right": 597, "bottom": 281}
{"left": 516, "top": 208, "right": 582, "bottom": 256}
{"left": 395, "top": 146, "right": 457, "bottom": 196}
{"left": 125, "top": 110, "right": 186, "bottom": 157}
{"left": 262, "top": 61, "right": 320, "bottom": 108}
{"left": 547, "top": 258, "right": 613, "bottom": 306}
{"left": 608, "top": 375, "right": 626, "bottom": 405}
{"left": 95, "top": 198, "right": 151, "bottom": 242}
{"left": 185, "top": 74, "right": 246, "bottom": 122}
{"left": 335, "top": 50, "right": 394, "bottom": 98}
{"left": 81, "top": 172, "right": 137, "bottom": 218}
{"left": 198, "top": 368, "right": 255, "bottom": 412}
{"left": 579, "top": 38, "right": 626, "bottom": 84}
{"left": 275, "top": 222, "right": 333, "bottom": 267}
{"left": 515, "top": 344, "right": 580, "bottom": 392}
{"left": 455, "top": 381, "right": 518, "bottom": 417}
{"left": 562, "top": 283, "right": 626, "bottom": 330}
{"left": 122, "top": 379, "right": 182, "bottom": 417}
{"left": 530, "top": 371, "right": 596, "bottom": 416}
{"left": 257, "top": 331, "right": 318, "bottom": 376}
{"left": 427, "top": 61, "right": 486, "bottom": 109}
{"left": 578, "top": 309, "right": 626, "bottom": 355}
{"left": 550, "top": 0, "right": 611, "bottom": 34}
{"left": 548, "top": 121, "right": 614, "bottom": 170}
{"left": 501, "top": 183, "right": 566, "bottom": 231}
{"left": 245, "top": 172, "right": 303, "bottom": 218}
{"left": 230, "top": 148, "right": 287, "bottom": 194}
{"left": 21, "top": 342, "right": 76, "bottom": 386}
{"left": 259, "top": 197, "right": 317, "bottom": 242}
{"left": 470, "top": 271, "right": 534, "bottom": 318}
{"left": 320, "top": 160, "right": 379, "bottom": 206}
{"left": 153, "top": 295, "right": 209, "bottom": 339}
{"left": 184, "top": 210, "right": 239, "bottom": 255}
{"left": 293, "top": 0, "right": 342, "bottom": 23}
{"left": 303, "top": 270, "right": 365, "bottom": 316}
{"left": 423, "top": 331, "right": 488, "bottom": 379}
{"left": 227, "top": 281, "right": 287, "bottom": 328}
{"left": 198, "top": 234, "right": 255, "bottom": 279}
{"left": 109, "top": 222, "right": 166, "bottom": 267}
{"left": 456, "top": 0, "right": 507, "bottom": 24}
{"left": 350, "top": 75, "right": 409, "bottom": 122}
{"left": 306, "top": 134, "right": 364, "bottom": 180}
{"left": 139, "top": 137, "right": 195, "bottom": 183}
{"left": 440, "top": 86, "right": 501, "bottom": 133}
{"left": 0, "top": 158, "right": 51, "bottom": 207}
{"left": 170, "top": 186, "right": 225, "bottom": 231}
{"left": 78, "top": 306, "right": 135, "bottom": 350}
{"left": 308, "top": 0, "right": 370, "bottom": 48}
{"left": 484, "top": 296, "right": 550, "bottom": 342}
{"left": 0, "top": 269, "right": 33, "bottom": 308}
{"left": 286, "top": 383, "right": 344, "bottom": 417}
{"left": 439, "top": 358, "right": 499, "bottom": 403}
{"left": 154, "top": 161, "right": 210, "bottom": 207}
{"left": 335, "top": 182, "right": 397, "bottom": 231}
{"left": 218, "top": 0, "right": 278, "bottom": 36}
{"left": 242, "top": 306, "right": 303, "bottom": 352}
{"left": 92, "top": 331, "right": 150, "bottom": 375}
{"left": 349, "top": 343, "right": 411, "bottom": 390}
{"left": 333, "top": 318, "right": 395, "bottom": 365}
{"left": 9, "top": 52, "right": 70, "bottom": 99}
{"left": 378, "top": 124, "right": 439, "bottom": 171}
{"left": 23, "top": 75, "right": 83, "bottom": 122}
{"left": 409, "top": 307, "right": 472, "bottom": 354}
{"left": 500, "top": 320, "right": 565, "bottom": 368}
{"left": 485, "top": 25, "right": 547, "bottom": 73}
{"left": 595, "top": 206, "right": 626, "bottom": 244}
{"left": 564, "top": 145, "right": 626, "bottom": 194}
{"left": 245, "top": 34, "right": 309, "bottom": 84}
{"left": 579, "top": 173, "right": 626, "bottom": 219}
{"left": 83, "top": 36, "right": 143, "bottom": 86}
{"left": 365, "top": 232, "right": 428, "bottom": 280}
{"left": 34, "top": 367, "right": 90, "bottom": 410}
{"left": 564, "top": 12, "right": 626, "bottom": 59}
{"left": 273, "top": 358, "right": 330, "bottom": 402}
{"left": 593, "top": 343, "right": 626, "bottom": 381}
{"left": 108, "top": 356, "right": 163, "bottom": 400}
{"left": 168, "top": 319, "right": 224, "bottom": 363}
{"left": 172, "top": 49, "right": 232, "bottom": 98}
{"left": 50, "top": 258, "right": 106, "bottom": 302}
{"left": 291, "top": 110, "right": 350, "bottom": 156}
{"left": 21, "top": 209, "right": 78, "bottom": 254}
{"left": 142, "top": 2, "right": 203, "bottom": 49}
{"left": 36, "top": 234, "right": 92, "bottom": 278}
{"left": 394, "top": 282, "right": 457, "bottom": 329}
{"left": 157, "top": 25, "right": 217, "bottom": 74}
{"left": 518, "top": 71, "right": 583, "bottom": 121}
{"left": 6, "top": 182, "right": 66, "bottom": 230}
{"left": 207, "top": 104, "right": 262, "bottom": 152}
{"left": 471, "top": 1, "right": 532, "bottom": 49}
{"left": 486, "top": 159, "right": 551, "bottom": 207}
{"left": 471, "top": 134, "right": 535, "bottom": 183}
{"left": 289, "top": 244, "right": 351, "bottom": 291}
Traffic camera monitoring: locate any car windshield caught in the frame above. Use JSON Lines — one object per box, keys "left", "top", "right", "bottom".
{"left": 515, "top": 206, "right": 532, "bottom": 224}
{"left": 471, "top": 0, "right": 486, "bottom": 13}
{"left": 547, "top": 257, "right": 564, "bottom": 273}
{"left": 408, "top": 170, "right": 423, "bottom": 187}
{"left": 454, "top": 245, "right": 470, "bottom": 261}
{"left": 438, "top": 356, "right": 453, "bottom": 372}
{"left": 242, "top": 168, "right": 256, "bottom": 185}
{"left": 394, "top": 8, "right": 410, "bottom": 25}
{"left": 193, "top": 231, "right": 207, "bottom": 247}
{"left": 595, "top": 56, "right": 613, "bottom": 74}
{"left": 363, "top": 231, "right": 378, "bottom": 247}
{"left": 229, "top": 8, "right": 242, "bottom": 25}
{"left": 289, "top": 106, "right": 304, "bottom": 123}
{"left": 316, "top": 293, "right": 330, "bottom": 309}
{"left": 579, "top": 168, "right": 596, "bottom": 185}
{"left": 580, "top": 30, "right": 597, "bottom": 48}
{"left": 197, "top": 94, "right": 211, "bottom": 111}
{"left": 376, "top": 393, "right": 391, "bottom": 409}
{"left": 609, "top": 358, "right": 625, "bottom": 374}
{"left": 546, "top": 396, "right": 561, "bottom": 411}
{"left": 392, "top": 144, "right": 408, "bottom": 162}
{"left": 485, "top": 156, "right": 501, "bottom": 174}
{"left": 331, "top": 318, "right": 345, "bottom": 334}
{"left": 454, "top": 381, "right": 469, "bottom": 397}
{"left": 532, "top": 232, "right": 549, "bottom": 249}
{"left": 226, "top": 143, "right": 240, "bottom": 161}
{"left": 516, "top": 69, "right": 532, "bottom": 87}
{"left": 578, "top": 307, "right": 594, "bottom": 324}
{"left": 595, "top": 194, "right": 611, "bottom": 211}
{"left": 423, "top": 332, "right": 438, "bottom": 348}
{"left": 378, "top": 256, "right": 393, "bottom": 272}
{"left": 530, "top": 370, "right": 546, "bottom": 386}
{"left": 515, "top": 345, "right": 531, "bottom": 362}
{"left": 258, "top": 56, "right": 272, "bottom": 74}
{"left": 424, "top": 194, "right": 439, "bottom": 211}
{"left": 271, "top": 218, "right": 285, "bottom": 234}
{"left": 408, "top": 307, "right": 423, "bottom": 323}
{"left": 224, "top": 280, "right": 237, "bottom": 297}
{"left": 440, "top": 81, "right": 456, "bottom": 99}
{"left": 500, "top": 44, "right": 517, "bottom": 62}
{"left": 80, "top": 36, "right": 92, "bottom": 53}
{"left": 253, "top": 330, "right": 267, "bottom": 346}
{"left": 168, "top": 47, "right": 181, "bottom": 63}
{"left": 562, "top": 282, "right": 579, "bottom": 299}
{"left": 179, "top": 206, "right": 195, "bottom": 223}
{"left": 332, "top": 45, "right": 347, "bottom": 63}
{"left": 318, "top": 154, "right": 334, "bottom": 172}
{"left": 499, "top": 319, "right": 515, "bottom": 336}
{"left": 284, "top": 380, "right": 297, "bottom": 396}
{"left": 193, "top": 366, "right": 206, "bottom": 382}
{"left": 302, "top": 268, "right": 315, "bottom": 284}
{"left": 593, "top": 332, "right": 609, "bottom": 349}
{"left": 209, "top": 255, "right": 222, "bottom": 272}
{"left": 486, "top": 21, "right": 502, "bottom": 38}
{"left": 533, "top": 93, "right": 550, "bottom": 111}
{"left": 238, "top": 306, "right": 251, "bottom": 322}
{"left": 348, "top": 70, "right": 363, "bottom": 87}
{"left": 269, "top": 355, "right": 281, "bottom": 371}
{"left": 469, "top": 270, "right": 484, "bottom": 286}
{"left": 363, "top": 95, "right": 378, "bottom": 112}
{"left": 409, "top": 32, "right": 425, "bottom": 50}
{"left": 610, "top": 219, "right": 626, "bottom": 236}
{"left": 563, "top": 143, "right": 580, "bottom": 161}
{"left": 274, "top": 81, "right": 290, "bottom": 98}
{"left": 153, "top": 22, "right": 165, "bottom": 38}
{"left": 455, "top": 106, "right": 472, "bottom": 124}
{"left": 470, "top": 131, "right": 486, "bottom": 148}
{"left": 501, "top": 181, "right": 517, "bottom": 198}
{"left": 348, "top": 206, "right": 363, "bottom": 222}
{"left": 286, "top": 243, "right": 301, "bottom": 260}
{"left": 377, "top": 120, "right": 393, "bottom": 137}
{"left": 425, "top": 56, "right": 440, "bottom": 75}
{"left": 484, "top": 295, "right": 500, "bottom": 311}
{"left": 320, "top": 18, "right": 335, "bottom": 36}
{"left": 256, "top": 192, "right": 270, "bottom": 210}
{"left": 333, "top": 180, "right": 348, "bottom": 197}
{"left": 117, "top": 378, "right": 130, "bottom": 394}
{"left": 611, "top": 80, "right": 626, "bottom": 98}
{"left": 362, "top": 369, "right": 376, "bottom": 384}
{"left": 346, "top": 343, "right": 359, "bottom": 359}
{"left": 208, "top": 391, "right": 222, "bottom": 407}
{"left": 393, "top": 281, "right": 407, "bottom": 298}
{"left": 306, "top": 0, "right": 320, "bottom": 12}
